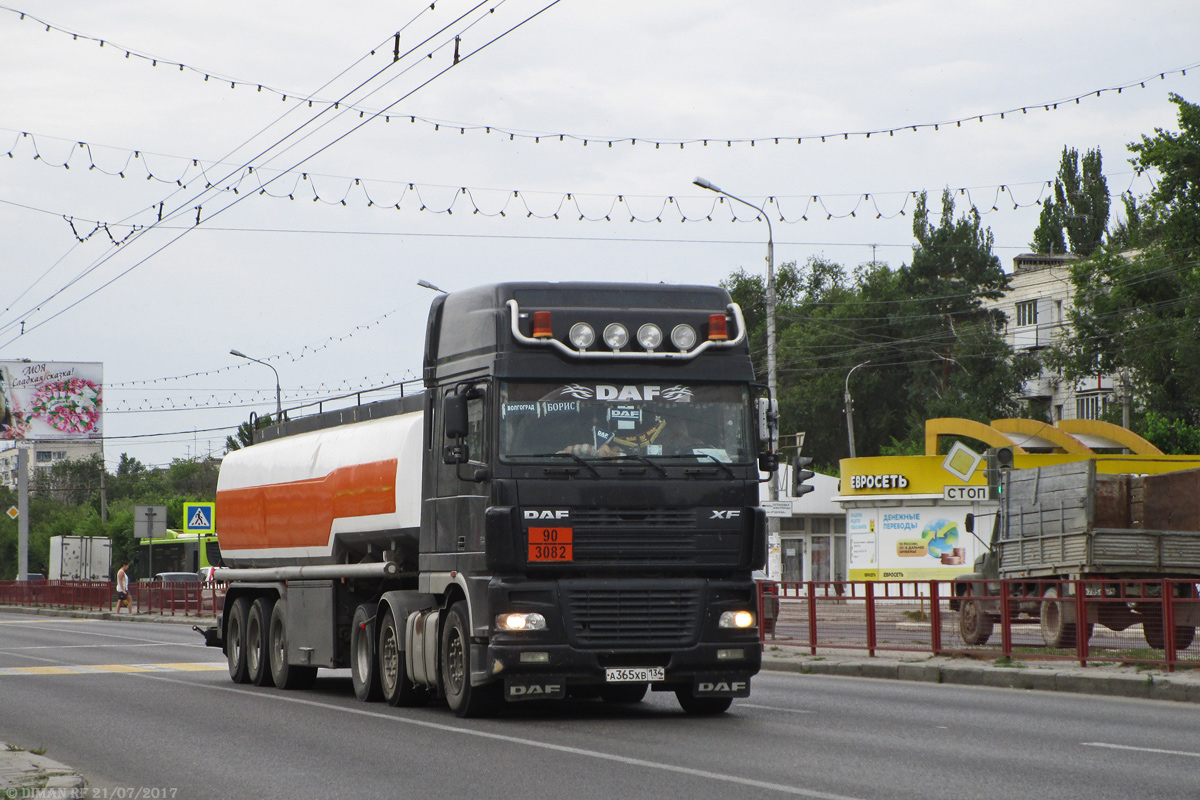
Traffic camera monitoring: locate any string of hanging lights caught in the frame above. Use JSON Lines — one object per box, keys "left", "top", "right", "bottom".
{"left": 2, "top": 6, "right": 1194, "bottom": 150}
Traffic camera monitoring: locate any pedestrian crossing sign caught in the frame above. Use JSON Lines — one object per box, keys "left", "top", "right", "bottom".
{"left": 183, "top": 502, "right": 215, "bottom": 533}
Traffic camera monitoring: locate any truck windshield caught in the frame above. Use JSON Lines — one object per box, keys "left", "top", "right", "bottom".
{"left": 499, "top": 381, "right": 753, "bottom": 464}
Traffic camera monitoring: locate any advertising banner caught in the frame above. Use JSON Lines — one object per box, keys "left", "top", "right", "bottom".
{"left": 849, "top": 504, "right": 978, "bottom": 580}
{"left": 0, "top": 361, "right": 103, "bottom": 440}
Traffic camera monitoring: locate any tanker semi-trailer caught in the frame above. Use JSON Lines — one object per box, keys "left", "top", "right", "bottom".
{"left": 201, "top": 282, "right": 775, "bottom": 716}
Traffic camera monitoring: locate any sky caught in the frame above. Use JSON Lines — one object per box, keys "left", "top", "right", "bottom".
{"left": 1, "top": 0, "right": 1197, "bottom": 470}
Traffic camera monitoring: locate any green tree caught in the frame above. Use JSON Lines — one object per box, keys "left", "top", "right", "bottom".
{"left": 895, "top": 190, "right": 1030, "bottom": 443}
{"left": 225, "top": 413, "right": 277, "bottom": 452}
{"left": 1031, "top": 147, "right": 1110, "bottom": 256}
{"left": 1128, "top": 93, "right": 1200, "bottom": 259}
{"left": 1049, "top": 95, "right": 1200, "bottom": 433}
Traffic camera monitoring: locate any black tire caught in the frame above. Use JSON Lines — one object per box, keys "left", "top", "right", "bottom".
{"left": 1144, "top": 620, "right": 1195, "bottom": 651}
{"left": 600, "top": 683, "right": 649, "bottom": 704}
{"left": 959, "top": 599, "right": 994, "bottom": 645}
{"left": 351, "top": 604, "right": 383, "bottom": 702}
{"left": 441, "top": 601, "right": 497, "bottom": 718}
{"left": 1040, "top": 586, "right": 1080, "bottom": 649}
{"left": 269, "top": 599, "right": 316, "bottom": 690}
{"left": 379, "top": 609, "right": 426, "bottom": 707}
{"left": 226, "top": 597, "right": 252, "bottom": 684}
{"left": 675, "top": 690, "right": 733, "bottom": 715}
{"left": 246, "top": 596, "right": 276, "bottom": 686}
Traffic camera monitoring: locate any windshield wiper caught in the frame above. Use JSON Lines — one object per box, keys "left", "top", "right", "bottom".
{"left": 596, "top": 453, "right": 668, "bottom": 477}
{"left": 696, "top": 453, "right": 735, "bottom": 478}
{"left": 520, "top": 452, "right": 600, "bottom": 478}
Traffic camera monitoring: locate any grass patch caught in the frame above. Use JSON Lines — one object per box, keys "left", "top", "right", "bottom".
{"left": 902, "top": 610, "right": 929, "bottom": 622}
{"left": 992, "top": 656, "right": 1026, "bottom": 669}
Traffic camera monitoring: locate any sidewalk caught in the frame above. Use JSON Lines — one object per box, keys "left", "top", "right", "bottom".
{"left": 760, "top": 644, "right": 1200, "bottom": 703}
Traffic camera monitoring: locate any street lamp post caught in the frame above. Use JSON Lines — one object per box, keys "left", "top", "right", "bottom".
{"left": 693, "top": 176, "right": 778, "bottom": 476}
{"left": 844, "top": 360, "right": 870, "bottom": 459}
{"left": 230, "top": 349, "right": 282, "bottom": 419}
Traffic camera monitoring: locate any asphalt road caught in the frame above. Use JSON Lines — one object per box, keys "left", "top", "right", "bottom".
{"left": 2, "top": 611, "right": 1198, "bottom": 800}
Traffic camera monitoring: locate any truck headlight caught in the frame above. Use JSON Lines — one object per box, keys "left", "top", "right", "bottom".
{"left": 719, "top": 610, "right": 755, "bottom": 629}
{"left": 496, "top": 612, "right": 547, "bottom": 631}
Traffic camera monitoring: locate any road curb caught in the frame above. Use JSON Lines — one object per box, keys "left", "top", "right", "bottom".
{"left": 0, "top": 743, "right": 85, "bottom": 793}
{"left": 1, "top": 605, "right": 215, "bottom": 626}
{"left": 759, "top": 649, "right": 1200, "bottom": 703}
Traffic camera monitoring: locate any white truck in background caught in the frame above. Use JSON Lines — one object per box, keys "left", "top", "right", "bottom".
{"left": 49, "top": 535, "right": 112, "bottom": 581}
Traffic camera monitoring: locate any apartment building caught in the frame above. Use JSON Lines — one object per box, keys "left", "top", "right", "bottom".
{"left": 986, "top": 252, "right": 1118, "bottom": 422}
{"left": 0, "top": 440, "right": 103, "bottom": 491}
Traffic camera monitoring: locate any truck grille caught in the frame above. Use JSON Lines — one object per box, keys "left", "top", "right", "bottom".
{"left": 569, "top": 508, "right": 695, "bottom": 527}
{"left": 562, "top": 585, "right": 704, "bottom": 648}
{"left": 565, "top": 508, "right": 740, "bottom": 564}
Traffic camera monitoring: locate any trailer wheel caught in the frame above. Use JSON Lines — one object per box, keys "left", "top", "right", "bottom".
{"left": 269, "top": 599, "right": 316, "bottom": 690}
{"left": 379, "top": 609, "right": 426, "bottom": 707}
{"left": 246, "top": 596, "right": 276, "bottom": 686}
{"left": 674, "top": 691, "right": 732, "bottom": 715}
{"left": 959, "top": 599, "right": 994, "bottom": 645}
{"left": 226, "top": 597, "right": 252, "bottom": 684}
{"left": 1143, "top": 620, "right": 1196, "bottom": 650}
{"left": 1039, "top": 587, "right": 1091, "bottom": 648}
{"left": 440, "top": 601, "right": 497, "bottom": 718}
{"left": 600, "top": 683, "right": 649, "bottom": 704}
{"left": 351, "top": 605, "right": 382, "bottom": 702}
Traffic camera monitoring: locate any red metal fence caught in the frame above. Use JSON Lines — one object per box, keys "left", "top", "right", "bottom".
{"left": 5, "top": 578, "right": 1197, "bottom": 671}
{"left": 0, "top": 580, "right": 225, "bottom": 617}
{"left": 757, "top": 578, "right": 1200, "bottom": 672}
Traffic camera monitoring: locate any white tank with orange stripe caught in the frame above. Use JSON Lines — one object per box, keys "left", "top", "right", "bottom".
{"left": 215, "top": 411, "right": 424, "bottom": 568}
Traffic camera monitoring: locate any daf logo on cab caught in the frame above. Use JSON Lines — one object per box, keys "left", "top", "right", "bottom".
{"left": 524, "top": 510, "right": 570, "bottom": 520}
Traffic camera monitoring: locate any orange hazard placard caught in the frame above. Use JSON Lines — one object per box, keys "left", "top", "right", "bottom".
{"left": 528, "top": 527, "right": 573, "bottom": 562}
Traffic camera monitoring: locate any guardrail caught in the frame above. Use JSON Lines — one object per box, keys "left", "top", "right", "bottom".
{"left": 0, "top": 580, "right": 225, "bottom": 617}
{"left": 757, "top": 578, "right": 1200, "bottom": 672}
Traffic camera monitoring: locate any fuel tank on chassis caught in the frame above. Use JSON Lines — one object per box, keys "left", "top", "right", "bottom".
{"left": 215, "top": 412, "right": 424, "bottom": 568}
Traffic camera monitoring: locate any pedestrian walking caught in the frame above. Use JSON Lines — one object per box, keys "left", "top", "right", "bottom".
{"left": 115, "top": 562, "right": 132, "bottom": 613}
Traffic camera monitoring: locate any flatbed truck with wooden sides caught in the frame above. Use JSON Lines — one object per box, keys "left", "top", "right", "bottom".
{"left": 954, "top": 459, "right": 1200, "bottom": 650}
{"left": 200, "top": 282, "right": 774, "bottom": 716}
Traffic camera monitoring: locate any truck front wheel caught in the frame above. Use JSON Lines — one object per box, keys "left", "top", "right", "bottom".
{"left": 959, "top": 599, "right": 994, "bottom": 645}
{"left": 440, "top": 601, "right": 496, "bottom": 718}
{"left": 226, "top": 597, "right": 251, "bottom": 684}
{"left": 675, "top": 691, "right": 732, "bottom": 715}
{"left": 379, "top": 609, "right": 426, "bottom": 707}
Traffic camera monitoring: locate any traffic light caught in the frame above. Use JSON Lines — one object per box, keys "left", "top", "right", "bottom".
{"left": 984, "top": 446, "right": 1014, "bottom": 500}
{"left": 792, "top": 456, "right": 815, "bottom": 497}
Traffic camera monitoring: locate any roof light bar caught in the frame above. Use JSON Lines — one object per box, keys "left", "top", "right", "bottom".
{"left": 507, "top": 300, "right": 746, "bottom": 361}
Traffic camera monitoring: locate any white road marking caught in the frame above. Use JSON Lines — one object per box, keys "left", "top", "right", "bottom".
{"left": 1083, "top": 742, "right": 1200, "bottom": 759}
{"left": 139, "top": 672, "right": 868, "bottom": 800}
{"left": 740, "top": 703, "right": 814, "bottom": 714}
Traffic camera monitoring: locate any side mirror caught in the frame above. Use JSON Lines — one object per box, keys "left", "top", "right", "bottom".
{"left": 755, "top": 397, "right": 778, "bottom": 443}
{"left": 444, "top": 393, "right": 468, "bottom": 439}
{"left": 965, "top": 513, "right": 975, "bottom": 534}
{"left": 757, "top": 452, "right": 779, "bottom": 473}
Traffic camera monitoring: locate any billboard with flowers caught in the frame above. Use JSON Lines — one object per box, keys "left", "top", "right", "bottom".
{"left": 0, "top": 361, "right": 103, "bottom": 440}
